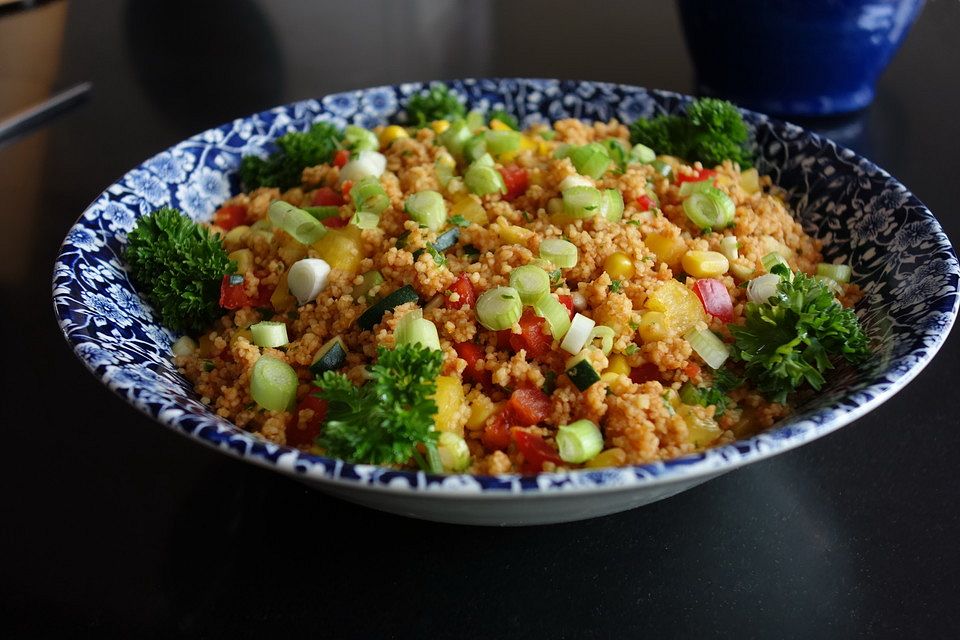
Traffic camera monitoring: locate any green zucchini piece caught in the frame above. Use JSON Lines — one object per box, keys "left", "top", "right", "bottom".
{"left": 310, "top": 336, "right": 348, "bottom": 376}
{"left": 413, "top": 227, "right": 461, "bottom": 260}
{"left": 565, "top": 352, "right": 601, "bottom": 391}
{"left": 357, "top": 284, "right": 419, "bottom": 330}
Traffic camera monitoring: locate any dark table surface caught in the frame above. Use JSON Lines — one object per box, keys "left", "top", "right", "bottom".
{"left": 3, "top": 0, "right": 959, "bottom": 637}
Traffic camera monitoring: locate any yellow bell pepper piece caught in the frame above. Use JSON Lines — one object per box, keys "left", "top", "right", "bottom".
{"left": 312, "top": 224, "right": 364, "bottom": 275}
{"left": 228, "top": 249, "right": 254, "bottom": 275}
{"left": 585, "top": 447, "right": 627, "bottom": 469}
{"left": 644, "top": 232, "right": 687, "bottom": 268}
{"left": 449, "top": 195, "right": 488, "bottom": 225}
{"left": 430, "top": 120, "right": 450, "bottom": 134}
{"left": 498, "top": 224, "right": 534, "bottom": 245}
{"left": 466, "top": 396, "right": 499, "bottom": 431}
{"left": 637, "top": 311, "right": 670, "bottom": 343}
{"left": 680, "top": 406, "right": 722, "bottom": 447}
{"left": 489, "top": 119, "right": 512, "bottom": 132}
{"left": 740, "top": 167, "right": 760, "bottom": 194}
{"left": 605, "top": 354, "right": 631, "bottom": 377}
{"left": 645, "top": 280, "right": 705, "bottom": 335}
{"left": 433, "top": 376, "right": 466, "bottom": 437}
{"left": 270, "top": 271, "right": 295, "bottom": 312}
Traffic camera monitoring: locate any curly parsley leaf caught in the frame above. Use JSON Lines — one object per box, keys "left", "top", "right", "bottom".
{"left": 729, "top": 265, "right": 869, "bottom": 403}
{"left": 629, "top": 97, "right": 752, "bottom": 168}
{"left": 449, "top": 214, "right": 471, "bottom": 228}
{"left": 125, "top": 207, "right": 234, "bottom": 335}
{"left": 239, "top": 122, "right": 344, "bottom": 191}
{"left": 314, "top": 344, "right": 443, "bottom": 466}
{"left": 680, "top": 367, "right": 743, "bottom": 416}
{"left": 404, "top": 83, "right": 466, "bottom": 128}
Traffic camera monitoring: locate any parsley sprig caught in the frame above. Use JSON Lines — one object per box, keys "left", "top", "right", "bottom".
{"left": 404, "top": 83, "right": 466, "bottom": 128}
{"left": 314, "top": 344, "right": 443, "bottom": 466}
{"left": 239, "top": 122, "right": 344, "bottom": 190}
{"left": 125, "top": 207, "right": 233, "bottom": 334}
{"left": 729, "top": 265, "right": 869, "bottom": 403}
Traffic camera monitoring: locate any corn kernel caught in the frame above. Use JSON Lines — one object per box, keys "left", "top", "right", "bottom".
{"left": 606, "top": 354, "right": 631, "bottom": 377}
{"left": 638, "top": 311, "right": 670, "bottom": 343}
{"left": 489, "top": 119, "right": 512, "bottom": 131}
{"left": 430, "top": 120, "right": 450, "bottom": 134}
{"left": 603, "top": 252, "right": 635, "bottom": 280}
{"left": 600, "top": 372, "right": 621, "bottom": 385}
{"left": 378, "top": 125, "right": 408, "bottom": 147}
{"left": 681, "top": 250, "right": 730, "bottom": 278}
{"left": 585, "top": 447, "right": 627, "bottom": 469}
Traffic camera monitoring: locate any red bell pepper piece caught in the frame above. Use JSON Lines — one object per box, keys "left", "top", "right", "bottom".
{"left": 692, "top": 278, "right": 734, "bottom": 322}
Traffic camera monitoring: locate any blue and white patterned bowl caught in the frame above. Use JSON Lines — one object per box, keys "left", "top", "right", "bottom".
{"left": 53, "top": 79, "right": 959, "bottom": 526}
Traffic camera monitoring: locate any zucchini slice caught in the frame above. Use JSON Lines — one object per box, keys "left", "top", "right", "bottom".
{"left": 310, "top": 336, "right": 348, "bottom": 376}
{"left": 352, "top": 270, "right": 384, "bottom": 301}
{"left": 565, "top": 351, "right": 601, "bottom": 391}
{"left": 357, "top": 284, "right": 419, "bottom": 330}
{"left": 413, "top": 227, "right": 460, "bottom": 260}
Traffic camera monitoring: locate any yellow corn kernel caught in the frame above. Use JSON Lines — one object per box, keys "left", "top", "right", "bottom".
{"left": 603, "top": 252, "right": 635, "bottom": 280}
{"left": 644, "top": 232, "right": 687, "bottom": 268}
{"left": 537, "top": 138, "right": 552, "bottom": 157}
{"left": 228, "top": 249, "right": 254, "bottom": 275}
{"left": 378, "top": 125, "right": 409, "bottom": 147}
{"left": 499, "top": 135, "right": 537, "bottom": 163}
{"left": 489, "top": 119, "right": 512, "bottom": 131}
{"left": 430, "top": 120, "right": 450, "bottom": 134}
{"left": 312, "top": 224, "right": 364, "bottom": 275}
{"left": 466, "top": 396, "right": 500, "bottom": 431}
{"left": 498, "top": 224, "right": 534, "bottom": 245}
{"left": 605, "top": 354, "right": 631, "bottom": 377}
{"left": 433, "top": 376, "right": 466, "bottom": 437}
{"left": 600, "top": 371, "right": 621, "bottom": 385}
{"left": 681, "top": 250, "right": 730, "bottom": 278}
{"left": 585, "top": 447, "right": 627, "bottom": 469}
{"left": 638, "top": 311, "right": 669, "bottom": 343}
{"left": 449, "top": 194, "right": 488, "bottom": 225}
{"left": 645, "top": 280, "right": 705, "bottom": 334}
{"left": 740, "top": 167, "right": 760, "bottom": 194}
{"left": 270, "top": 271, "right": 295, "bottom": 312}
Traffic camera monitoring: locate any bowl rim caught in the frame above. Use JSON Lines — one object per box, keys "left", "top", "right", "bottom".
{"left": 53, "top": 77, "right": 960, "bottom": 497}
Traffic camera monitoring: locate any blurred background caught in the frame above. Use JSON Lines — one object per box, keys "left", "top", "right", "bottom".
{"left": 2, "top": 0, "right": 959, "bottom": 637}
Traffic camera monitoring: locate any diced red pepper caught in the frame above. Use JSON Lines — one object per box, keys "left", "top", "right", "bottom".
{"left": 454, "top": 342, "right": 491, "bottom": 388}
{"left": 212, "top": 204, "right": 248, "bottom": 231}
{"left": 321, "top": 215, "right": 349, "bottom": 228}
{"left": 333, "top": 149, "right": 350, "bottom": 168}
{"left": 311, "top": 187, "right": 344, "bottom": 207}
{"left": 675, "top": 168, "right": 717, "bottom": 186}
{"left": 341, "top": 180, "right": 353, "bottom": 197}
{"left": 445, "top": 274, "right": 476, "bottom": 310}
{"left": 557, "top": 294, "right": 575, "bottom": 319}
{"left": 507, "top": 387, "right": 552, "bottom": 426}
{"left": 511, "top": 428, "right": 563, "bottom": 473}
{"left": 219, "top": 275, "right": 250, "bottom": 309}
{"left": 630, "top": 362, "right": 661, "bottom": 384}
{"left": 508, "top": 309, "right": 552, "bottom": 358}
{"left": 481, "top": 411, "right": 512, "bottom": 451}
{"left": 636, "top": 194, "right": 653, "bottom": 212}
{"left": 684, "top": 362, "right": 701, "bottom": 380}
{"left": 288, "top": 388, "right": 327, "bottom": 447}
{"left": 499, "top": 165, "right": 529, "bottom": 201}
{"left": 692, "top": 278, "right": 734, "bottom": 322}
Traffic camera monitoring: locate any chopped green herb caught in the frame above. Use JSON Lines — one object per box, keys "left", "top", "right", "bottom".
{"left": 624, "top": 343, "right": 639, "bottom": 356}
{"left": 449, "top": 214, "right": 470, "bottom": 228}
{"left": 609, "top": 279, "right": 623, "bottom": 294}
{"left": 203, "top": 360, "right": 215, "bottom": 372}
{"left": 404, "top": 83, "right": 466, "bottom": 128}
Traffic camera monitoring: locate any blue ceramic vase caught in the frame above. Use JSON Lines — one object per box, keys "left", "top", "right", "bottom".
{"left": 677, "top": 0, "right": 924, "bottom": 116}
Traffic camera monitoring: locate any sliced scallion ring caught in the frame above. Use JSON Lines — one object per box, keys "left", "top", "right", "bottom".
{"left": 684, "top": 326, "right": 730, "bottom": 369}
{"left": 681, "top": 186, "right": 735, "bottom": 230}
{"left": 351, "top": 176, "right": 389, "bottom": 214}
{"left": 394, "top": 309, "right": 441, "bottom": 351}
{"left": 539, "top": 238, "right": 578, "bottom": 268}
{"left": 562, "top": 185, "right": 602, "bottom": 219}
{"left": 816, "top": 262, "right": 852, "bottom": 284}
{"left": 484, "top": 129, "right": 521, "bottom": 155}
{"left": 344, "top": 125, "right": 379, "bottom": 152}
{"left": 268, "top": 201, "right": 327, "bottom": 245}
{"left": 476, "top": 286, "right": 522, "bottom": 331}
{"left": 746, "top": 273, "right": 781, "bottom": 304}
{"left": 588, "top": 325, "right": 615, "bottom": 355}
{"left": 509, "top": 265, "right": 550, "bottom": 305}
{"left": 250, "top": 355, "right": 298, "bottom": 412}
{"left": 556, "top": 419, "right": 604, "bottom": 463}
{"left": 404, "top": 190, "right": 447, "bottom": 231}
{"left": 599, "top": 189, "right": 624, "bottom": 223}
{"left": 761, "top": 251, "right": 789, "bottom": 273}
{"left": 464, "top": 162, "right": 506, "bottom": 196}
{"left": 250, "top": 321, "right": 289, "bottom": 349}
{"left": 568, "top": 143, "right": 611, "bottom": 179}
{"left": 533, "top": 293, "right": 571, "bottom": 339}
{"left": 287, "top": 258, "right": 331, "bottom": 305}
{"left": 350, "top": 211, "right": 380, "bottom": 230}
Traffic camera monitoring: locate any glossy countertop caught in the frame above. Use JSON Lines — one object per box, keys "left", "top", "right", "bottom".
{"left": 3, "top": 0, "right": 959, "bottom": 637}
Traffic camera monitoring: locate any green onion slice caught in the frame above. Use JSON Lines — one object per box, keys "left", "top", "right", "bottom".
{"left": 304, "top": 205, "right": 340, "bottom": 222}
{"left": 761, "top": 251, "right": 789, "bottom": 273}
{"left": 438, "top": 119, "right": 471, "bottom": 157}
{"left": 599, "top": 189, "right": 624, "bottom": 223}
{"left": 287, "top": 258, "right": 331, "bottom": 305}
{"left": 533, "top": 293, "right": 572, "bottom": 339}
{"left": 556, "top": 419, "right": 604, "bottom": 464}
{"left": 250, "top": 321, "right": 289, "bottom": 348}
{"left": 434, "top": 150, "right": 457, "bottom": 188}
{"left": 509, "top": 265, "right": 550, "bottom": 305}
{"left": 250, "top": 356, "right": 298, "bottom": 412}
{"left": 404, "top": 190, "right": 447, "bottom": 231}
{"left": 350, "top": 211, "right": 380, "bottom": 230}
{"left": 630, "top": 143, "right": 656, "bottom": 164}
{"left": 681, "top": 186, "right": 735, "bottom": 230}
{"left": 268, "top": 201, "right": 327, "bottom": 244}
{"left": 568, "top": 143, "right": 611, "bottom": 179}
{"left": 464, "top": 163, "right": 506, "bottom": 196}
{"left": 816, "top": 262, "right": 852, "bottom": 284}
{"left": 562, "top": 185, "right": 602, "bottom": 219}
{"left": 588, "top": 325, "right": 615, "bottom": 355}
{"left": 484, "top": 129, "right": 521, "bottom": 155}
{"left": 463, "top": 134, "right": 487, "bottom": 164}
{"left": 651, "top": 159, "right": 673, "bottom": 178}
{"left": 560, "top": 312, "right": 596, "bottom": 355}
{"left": 719, "top": 235, "right": 739, "bottom": 261}
{"left": 475, "top": 286, "right": 522, "bottom": 331}
{"left": 394, "top": 309, "right": 441, "bottom": 351}
{"left": 678, "top": 178, "right": 717, "bottom": 197}
{"left": 684, "top": 326, "right": 730, "bottom": 369}
{"left": 344, "top": 125, "right": 379, "bottom": 152}
{"left": 437, "top": 432, "right": 470, "bottom": 472}
{"left": 539, "top": 238, "right": 578, "bottom": 268}
{"left": 351, "top": 176, "right": 389, "bottom": 214}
